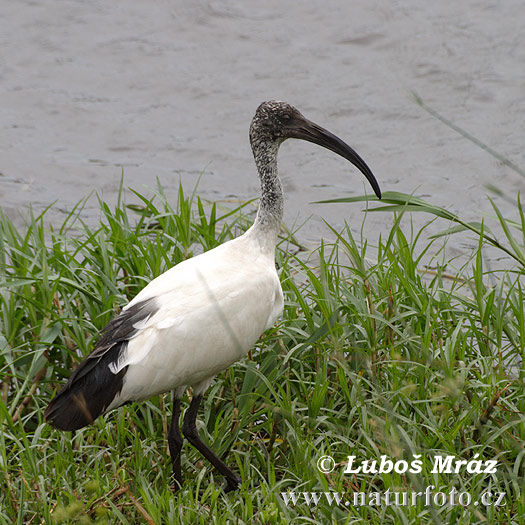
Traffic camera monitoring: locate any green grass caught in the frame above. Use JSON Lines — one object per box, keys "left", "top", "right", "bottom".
{"left": 0, "top": 180, "right": 523, "bottom": 524}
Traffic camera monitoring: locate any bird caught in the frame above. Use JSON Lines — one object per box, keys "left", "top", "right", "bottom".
{"left": 45, "top": 100, "right": 381, "bottom": 492}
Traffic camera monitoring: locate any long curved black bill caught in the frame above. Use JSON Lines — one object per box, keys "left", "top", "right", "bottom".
{"left": 290, "top": 119, "right": 381, "bottom": 199}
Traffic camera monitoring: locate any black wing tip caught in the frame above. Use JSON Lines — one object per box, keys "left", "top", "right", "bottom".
{"left": 45, "top": 344, "right": 130, "bottom": 432}
{"left": 45, "top": 391, "right": 95, "bottom": 431}
{"left": 45, "top": 299, "right": 158, "bottom": 431}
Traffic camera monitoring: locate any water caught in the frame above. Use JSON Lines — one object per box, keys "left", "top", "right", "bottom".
{"left": 1, "top": 0, "right": 524, "bottom": 267}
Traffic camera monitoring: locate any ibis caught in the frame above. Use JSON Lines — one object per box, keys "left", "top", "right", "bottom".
{"left": 45, "top": 100, "right": 381, "bottom": 491}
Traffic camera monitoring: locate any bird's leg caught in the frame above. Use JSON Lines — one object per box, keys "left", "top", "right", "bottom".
{"left": 182, "top": 394, "right": 241, "bottom": 492}
{"left": 167, "top": 396, "right": 183, "bottom": 490}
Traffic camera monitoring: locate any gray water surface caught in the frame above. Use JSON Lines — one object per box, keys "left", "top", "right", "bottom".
{"left": 1, "top": 1, "right": 524, "bottom": 266}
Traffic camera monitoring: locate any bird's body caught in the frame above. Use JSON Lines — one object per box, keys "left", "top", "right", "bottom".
{"left": 108, "top": 227, "right": 283, "bottom": 408}
{"left": 46, "top": 100, "right": 381, "bottom": 491}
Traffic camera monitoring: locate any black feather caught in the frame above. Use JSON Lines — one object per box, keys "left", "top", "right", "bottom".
{"left": 45, "top": 299, "right": 157, "bottom": 431}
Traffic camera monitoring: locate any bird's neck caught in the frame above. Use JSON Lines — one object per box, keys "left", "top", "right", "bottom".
{"left": 251, "top": 140, "right": 284, "bottom": 248}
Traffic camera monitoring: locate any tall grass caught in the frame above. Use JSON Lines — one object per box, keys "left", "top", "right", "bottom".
{"left": 0, "top": 181, "right": 523, "bottom": 524}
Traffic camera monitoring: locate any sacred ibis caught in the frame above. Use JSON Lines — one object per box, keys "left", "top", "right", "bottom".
{"left": 45, "top": 101, "right": 381, "bottom": 491}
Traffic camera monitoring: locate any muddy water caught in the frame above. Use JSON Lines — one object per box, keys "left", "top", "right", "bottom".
{"left": 1, "top": 1, "right": 524, "bottom": 266}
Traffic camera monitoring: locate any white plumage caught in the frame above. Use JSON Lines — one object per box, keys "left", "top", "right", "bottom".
{"left": 108, "top": 226, "right": 283, "bottom": 407}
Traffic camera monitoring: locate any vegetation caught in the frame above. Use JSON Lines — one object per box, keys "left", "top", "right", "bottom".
{"left": 0, "top": 178, "right": 523, "bottom": 524}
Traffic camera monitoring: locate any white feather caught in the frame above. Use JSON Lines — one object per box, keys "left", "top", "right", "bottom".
{"left": 106, "top": 226, "right": 283, "bottom": 410}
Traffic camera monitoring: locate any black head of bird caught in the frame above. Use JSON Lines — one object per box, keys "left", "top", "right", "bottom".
{"left": 250, "top": 100, "right": 381, "bottom": 200}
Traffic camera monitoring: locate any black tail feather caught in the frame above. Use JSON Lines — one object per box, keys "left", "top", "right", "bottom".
{"left": 46, "top": 299, "right": 157, "bottom": 431}
{"left": 45, "top": 343, "right": 128, "bottom": 431}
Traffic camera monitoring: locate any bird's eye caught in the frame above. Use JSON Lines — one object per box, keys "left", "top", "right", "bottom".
{"left": 282, "top": 114, "right": 291, "bottom": 122}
